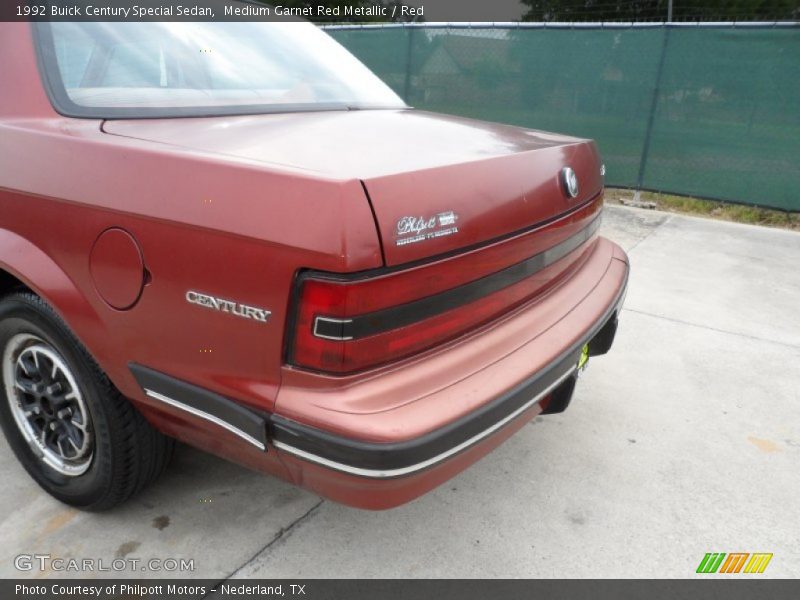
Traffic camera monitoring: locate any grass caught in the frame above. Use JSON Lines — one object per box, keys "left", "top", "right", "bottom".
{"left": 605, "top": 188, "right": 800, "bottom": 231}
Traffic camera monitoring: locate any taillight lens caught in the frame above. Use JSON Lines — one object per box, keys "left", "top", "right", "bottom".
{"left": 288, "top": 201, "right": 602, "bottom": 375}
{"left": 290, "top": 273, "right": 475, "bottom": 374}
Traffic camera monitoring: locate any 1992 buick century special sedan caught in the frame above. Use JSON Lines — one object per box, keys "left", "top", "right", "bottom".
{"left": 0, "top": 18, "right": 628, "bottom": 510}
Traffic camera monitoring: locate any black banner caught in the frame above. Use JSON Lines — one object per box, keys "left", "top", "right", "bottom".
{"left": 3, "top": 580, "right": 800, "bottom": 600}
{"left": 0, "top": 0, "right": 525, "bottom": 23}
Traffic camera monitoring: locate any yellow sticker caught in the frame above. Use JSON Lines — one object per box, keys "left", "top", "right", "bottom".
{"left": 578, "top": 344, "right": 590, "bottom": 370}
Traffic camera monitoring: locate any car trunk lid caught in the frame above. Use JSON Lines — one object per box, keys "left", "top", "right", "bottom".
{"left": 361, "top": 138, "right": 602, "bottom": 266}
{"left": 102, "top": 109, "right": 603, "bottom": 266}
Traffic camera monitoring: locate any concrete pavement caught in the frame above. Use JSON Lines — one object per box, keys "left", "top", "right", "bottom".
{"left": 2, "top": 205, "right": 798, "bottom": 579}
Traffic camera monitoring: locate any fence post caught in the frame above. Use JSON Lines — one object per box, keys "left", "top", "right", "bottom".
{"left": 403, "top": 26, "right": 415, "bottom": 103}
{"left": 636, "top": 25, "right": 671, "bottom": 191}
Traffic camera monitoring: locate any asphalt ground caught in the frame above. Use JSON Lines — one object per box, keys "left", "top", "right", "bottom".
{"left": 2, "top": 205, "right": 798, "bottom": 579}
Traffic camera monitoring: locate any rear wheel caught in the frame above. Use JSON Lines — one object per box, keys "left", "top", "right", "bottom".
{"left": 0, "top": 291, "right": 173, "bottom": 511}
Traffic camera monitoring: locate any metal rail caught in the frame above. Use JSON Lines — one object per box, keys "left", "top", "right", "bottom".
{"left": 323, "top": 21, "right": 800, "bottom": 30}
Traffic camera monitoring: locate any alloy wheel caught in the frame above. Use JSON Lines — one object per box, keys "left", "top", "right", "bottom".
{"left": 2, "top": 333, "right": 93, "bottom": 476}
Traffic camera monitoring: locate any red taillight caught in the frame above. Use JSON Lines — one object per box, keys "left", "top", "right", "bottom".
{"left": 290, "top": 273, "right": 464, "bottom": 374}
{"left": 287, "top": 198, "right": 603, "bottom": 375}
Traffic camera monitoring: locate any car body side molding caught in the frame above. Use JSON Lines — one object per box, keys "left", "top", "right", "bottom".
{"left": 129, "top": 364, "right": 268, "bottom": 451}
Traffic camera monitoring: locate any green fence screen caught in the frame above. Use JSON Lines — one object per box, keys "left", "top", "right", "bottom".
{"left": 329, "top": 24, "right": 800, "bottom": 211}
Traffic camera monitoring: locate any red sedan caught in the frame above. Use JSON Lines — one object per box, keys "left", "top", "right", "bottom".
{"left": 0, "top": 19, "right": 628, "bottom": 510}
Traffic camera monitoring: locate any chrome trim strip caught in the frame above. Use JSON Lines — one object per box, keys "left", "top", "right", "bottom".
{"left": 272, "top": 366, "right": 576, "bottom": 478}
{"left": 313, "top": 316, "right": 355, "bottom": 341}
{"left": 144, "top": 389, "right": 266, "bottom": 451}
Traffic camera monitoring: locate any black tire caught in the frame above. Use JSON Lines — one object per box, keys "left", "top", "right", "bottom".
{"left": 0, "top": 291, "right": 174, "bottom": 511}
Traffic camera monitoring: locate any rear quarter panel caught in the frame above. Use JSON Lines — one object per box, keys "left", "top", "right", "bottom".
{"left": 0, "top": 25, "right": 383, "bottom": 422}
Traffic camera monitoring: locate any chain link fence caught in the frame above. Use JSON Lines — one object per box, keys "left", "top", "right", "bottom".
{"left": 328, "top": 23, "right": 800, "bottom": 211}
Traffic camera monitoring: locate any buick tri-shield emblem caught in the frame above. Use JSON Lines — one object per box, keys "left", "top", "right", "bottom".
{"left": 561, "top": 167, "right": 580, "bottom": 198}
{"left": 395, "top": 211, "right": 459, "bottom": 246}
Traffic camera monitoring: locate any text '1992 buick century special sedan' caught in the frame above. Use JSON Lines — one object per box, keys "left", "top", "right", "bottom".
{"left": 0, "top": 17, "right": 628, "bottom": 510}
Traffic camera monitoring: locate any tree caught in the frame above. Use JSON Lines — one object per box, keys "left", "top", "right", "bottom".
{"left": 519, "top": 0, "right": 800, "bottom": 22}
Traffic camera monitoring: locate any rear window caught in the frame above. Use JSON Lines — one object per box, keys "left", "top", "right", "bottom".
{"left": 34, "top": 21, "right": 405, "bottom": 118}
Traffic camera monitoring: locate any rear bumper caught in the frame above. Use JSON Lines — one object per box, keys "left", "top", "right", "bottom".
{"left": 273, "top": 237, "right": 629, "bottom": 508}
{"left": 271, "top": 306, "right": 620, "bottom": 479}
{"left": 131, "top": 237, "right": 628, "bottom": 509}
